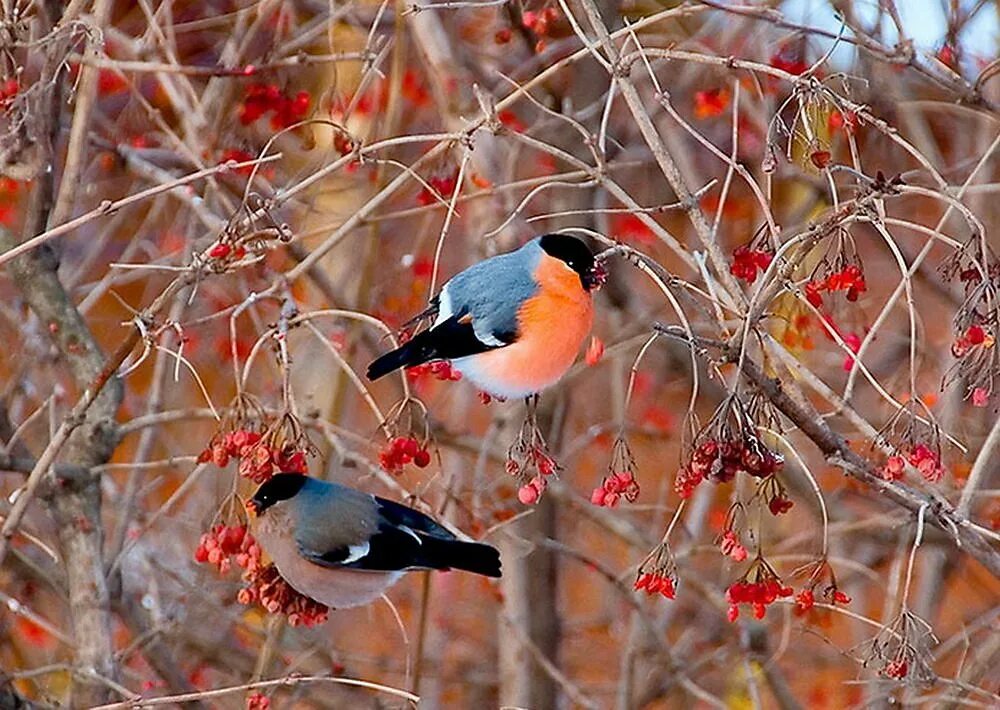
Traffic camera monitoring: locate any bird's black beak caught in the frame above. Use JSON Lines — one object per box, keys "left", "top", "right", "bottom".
{"left": 583, "top": 262, "right": 608, "bottom": 291}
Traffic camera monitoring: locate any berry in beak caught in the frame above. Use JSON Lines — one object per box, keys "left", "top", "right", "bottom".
{"left": 585, "top": 262, "right": 608, "bottom": 291}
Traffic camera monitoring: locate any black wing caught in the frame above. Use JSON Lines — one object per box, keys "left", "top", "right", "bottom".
{"left": 299, "top": 497, "right": 501, "bottom": 578}
{"left": 366, "top": 314, "right": 516, "bottom": 380}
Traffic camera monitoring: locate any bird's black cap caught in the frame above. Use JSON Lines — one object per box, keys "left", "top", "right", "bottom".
{"left": 539, "top": 234, "right": 604, "bottom": 290}
{"left": 249, "top": 473, "right": 307, "bottom": 515}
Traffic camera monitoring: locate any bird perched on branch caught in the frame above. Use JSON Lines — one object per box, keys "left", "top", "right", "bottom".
{"left": 366, "top": 234, "right": 606, "bottom": 399}
{"left": 246, "top": 473, "right": 501, "bottom": 609}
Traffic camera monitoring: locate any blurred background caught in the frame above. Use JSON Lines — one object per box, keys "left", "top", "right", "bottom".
{"left": 0, "top": 0, "right": 997, "bottom": 707}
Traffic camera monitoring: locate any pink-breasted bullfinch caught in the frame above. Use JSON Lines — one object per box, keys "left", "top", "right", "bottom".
{"left": 246, "top": 473, "right": 501, "bottom": 609}
{"left": 366, "top": 234, "right": 606, "bottom": 398}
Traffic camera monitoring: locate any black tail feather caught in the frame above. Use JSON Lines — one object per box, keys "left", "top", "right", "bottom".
{"left": 366, "top": 332, "right": 435, "bottom": 381}
{"left": 367, "top": 316, "right": 505, "bottom": 381}
{"left": 417, "top": 537, "right": 502, "bottom": 578}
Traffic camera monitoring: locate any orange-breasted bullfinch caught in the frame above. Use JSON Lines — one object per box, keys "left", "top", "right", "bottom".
{"left": 246, "top": 473, "right": 501, "bottom": 609}
{"left": 366, "top": 234, "right": 606, "bottom": 398}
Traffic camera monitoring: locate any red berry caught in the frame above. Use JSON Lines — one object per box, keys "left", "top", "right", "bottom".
{"left": 209, "top": 243, "right": 231, "bottom": 259}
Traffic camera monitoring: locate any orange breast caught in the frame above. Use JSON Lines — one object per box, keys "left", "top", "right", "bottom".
{"left": 463, "top": 255, "right": 593, "bottom": 397}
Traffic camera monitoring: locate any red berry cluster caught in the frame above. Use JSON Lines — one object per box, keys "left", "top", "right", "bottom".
{"left": 238, "top": 564, "right": 329, "bottom": 627}
{"left": 805, "top": 263, "right": 867, "bottom": 307}
{"left": 882, "top": 658, "right": 908, "bottom": 680}
{"left": 793, "top": 586, "right": 851, "bottom": 616}
{"left": 197, "top": 429, "right": 309, "bottom": 484}
{"left": 951, "top": 324, "right": 990, "bottom": 357}
{"left": 730, "top": 245, "right": 774, "bottom": 284}
{"left": 416, "top": 172, "right": 458, "bottom": 206}
{"left": 726, "top": 576, "right": 793, "bottom": 622}
{"left": 590, "top": 470, "right": 639, "bottom": 508}
{"left": 768, "top": 495, "right": 794, "bottom": 515}
{"left": 512, "top": 448, "right": 556, "bottom": 478}
{"left": 379, "top": 436, "right": 431, "bottom": 474}
{"left": 881, "top": 443, "right": 945, "bottom": 483}
{"left": 199, "top": 429, "right": 261, "bottom": 468}
{"left": 194, "top": 514, "right": 328, "bottom": 626}
{"left": 675, "top": 436, "right": 783, "bottom": 499}
{"left": 406, "top": 360, "right": 462, "bottom": 382}
{"left": 757, "top": 471, "right": 795, "bottom": 516}
{"left": 827, "top": 109, "right": 859, "bottom": 135}
{"left": 769, "top": 45, "right": 809, "bottom": 76}
{"left": 634, "top": 543, "right": 677, "bottom": 602}
{"left": 507, "top": 414, "right": 558, "bottom": 505}
{"left": 239, "top": 83, "right": 311, "bottom": 129}
{"left": 207, "top": 241, "right": 247, "bottom": 261}
{"left": 0, "top": 78, "right": 19, "bottom": 108}
{"left": 521, "top": 7, "right": 560, "bottom": 53}
{"left": 194, "top": 524, "right": 260, "bottom": 574}
{"left": 693, "top": 87, "right": 730, "bottom": 120}
{"left": 516, "top": 476, "right": 547, "bottom": 505}
{"left": 246, "top": 692, "right": 270, "bottom": 710}
{"left": 634, "top": 571, "right": 675, "bottom": 599}
{"left": 508, "top": 444, "right": 557, "bottom": 503}
{"left": 219, "top": 148, "right": 261, "bottom": 176}
{"left": 719, "top": 530, "right": 748, "bottom": 562}
{"left": 955, "top": 263, "right": 999, "bottom": 286}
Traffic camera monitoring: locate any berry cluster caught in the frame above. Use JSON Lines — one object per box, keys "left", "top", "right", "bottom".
{"left": 516, "top": 476, "right": 547, "bottom": 505}
{"left": 416, "top": 172, "right": 458, "bottom": 206}
{"left": 378, "top": 435, "right": 431, "bottom": 474}
{"left": 675, "top": 435, "right": 783, "bottom": 499}
{"left": 769, "top": 45, "right": 809, "bottom": 76}
{"left": 882, "top": 659, "right": 908, "bottom": 680}
{"left": 793, "top": 586, "right": 851, "bottom": 616}
{"left": 634, "top": 543, "right": 677, "bottom": 602}
{"left": 719, "top": 530, "right": 748, "bottom": 562}
{"left": 509, "top": 449, "right": 557, "bottom": 503}
{"left": 634, "top": 571, "right": 676, "bottom": 599}
{"left": 199, "top": 429, "right": 262, "bottom": 468}
{"left": 246, "top": 692, "right": 270, "bottom": 710}
{"left": 726, "top": 575, "right": 793, "bottom": 622}
{"left": 238, "top": 564, "right": 329, "bottom": 627}
{"left": 730, "top": 245, "right": 774, "bottom": 284}
{"left": 881, "top": 443, "right": 946, "bottom": 483}
{"left": 406, "top": 360, "right": 462, "bottom": 382}
{"left": 218, "top": 148, "right": 261, "bottom": 176}
{"left": 507, "top": 415, "right": 558, "bottom": 505}
{"left": 239, "top": 83, "right": 311, "bottom": 129}
{"left": 207, "top": 241, "right": 248, "bottom": 261}
{"left": 951, "top": 324, "right": 990, "bottom": 357}
{"left": 590, "top": 470, "right": 639, "bottom": 508}
{"left": 768, "top": 494, "right": 794, "bottom": 515}
{"left": 193, "top": 521, "right": 327, "bottom": 625}
{"left": 805, "top": 263, "right": 867, "bottom": 307}
{"left": 693, "top": 88, "right": 730, "bottom": 120}
{"left": 591, "top": 435, "right": 639, "bottom": 508}
{"left": 827, "top": 109, "right": 859, "bottom": 135}
{"left": 194, "top": 524, "right": 260, "bottom": 574}
{"left": 197, "top": 428, "right": 309, "bottom": 484}
{"left": 0, "top": 78, "right": 19, "bottom": 108}
{"left": 757, "top": 473, "right": 795, "bottom": 516}
{"left": 521, "top": 7, "right": 561, "bottom": 53}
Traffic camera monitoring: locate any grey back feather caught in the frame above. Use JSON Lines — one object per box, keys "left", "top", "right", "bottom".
{"left": 441, "top": 239, "right": 542, "bottom": 341}
{"left": 291, "top": 478, "right": 379, "bottom": 559}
